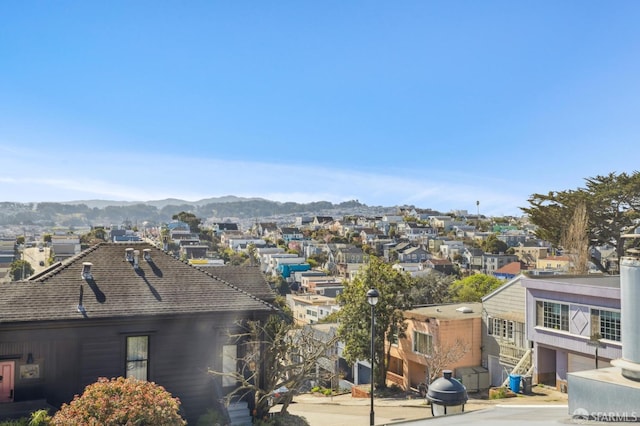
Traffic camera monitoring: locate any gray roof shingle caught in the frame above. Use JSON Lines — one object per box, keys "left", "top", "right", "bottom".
{"left": 0, "top": 242, "right": 276, "bottom": 323}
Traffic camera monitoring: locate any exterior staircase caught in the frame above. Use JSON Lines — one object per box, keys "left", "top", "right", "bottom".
{"left": 501, "top": 348, "right": 533, "bottom": 387}
{"left": 226, "top": 400, "right": 252, "bottom": 426}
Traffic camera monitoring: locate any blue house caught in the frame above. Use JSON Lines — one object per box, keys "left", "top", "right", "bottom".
{"left": 278, "top": 263, "right": 311, "bottom": 278}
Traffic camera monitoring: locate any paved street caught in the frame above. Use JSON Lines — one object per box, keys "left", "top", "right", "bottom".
{"left": 275, "top": 386, "right": 571, "bottom": 426}
{"left": 21, "top": 246, "right": 50, "bottom": 275}
{"left": 283, "top": 400, "right": 431, "bottom": 426}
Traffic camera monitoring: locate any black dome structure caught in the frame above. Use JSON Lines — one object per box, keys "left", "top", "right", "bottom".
{"left": 426, "top": 370, "right": 468, "bottom": 416}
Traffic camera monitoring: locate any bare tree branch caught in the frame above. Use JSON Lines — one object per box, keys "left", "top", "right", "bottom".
{"left": 208, "top": 319, "right": 340, "bottom": 420}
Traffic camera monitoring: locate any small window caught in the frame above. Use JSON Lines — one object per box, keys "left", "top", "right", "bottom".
{"left": 504, "top": 320, "right": 514, "bottom": 340}
{"left": 413, "top": 331, "right": 433, "bottom": 355}
{"left": 126, "top": 336, "right": 149, "bottom": 381}
{"left": 390, "top": 325, "right": 399, "bottom": 346}
{"left": 492, "top": 317, "right": 501, "bottom": 337}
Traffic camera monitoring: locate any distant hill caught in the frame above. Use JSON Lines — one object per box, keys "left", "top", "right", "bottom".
{"left": 65, "top": 195, "right": 268, "bottom": 209}
{"left": 0, "top": 198, "right": 386, "bottom": 228}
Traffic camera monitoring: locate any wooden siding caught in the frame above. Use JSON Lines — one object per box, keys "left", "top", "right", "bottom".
{"left": 482, "top": 277, "right": 528, "bottom": 369}
{"left": 0, "top": 314, "right": 250, "bottom": 424}
{"left": 80, "top": 338, "right": 121, "bottom": 389}
{"left": 482, "top": 279, "right": 526, "bottom": 319}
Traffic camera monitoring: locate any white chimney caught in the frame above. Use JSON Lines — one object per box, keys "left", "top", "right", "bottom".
{"left": 125, "top": 248, "right": 134, "bottom": 262}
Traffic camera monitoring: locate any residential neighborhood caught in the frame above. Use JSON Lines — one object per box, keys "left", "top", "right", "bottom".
{"left": 0, "top": 199, "right": 635, "bottom": 424}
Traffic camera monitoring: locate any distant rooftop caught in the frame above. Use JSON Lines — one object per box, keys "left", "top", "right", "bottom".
{"left": 406, "top": 302, "right": 482, "bottom": 320}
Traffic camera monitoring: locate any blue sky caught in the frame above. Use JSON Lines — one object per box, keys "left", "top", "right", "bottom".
{"left": 2, "top": 1, "right": 639, "bottom": 217}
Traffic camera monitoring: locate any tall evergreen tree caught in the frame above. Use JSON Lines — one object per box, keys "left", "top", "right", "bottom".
{"left": 521, "top": 172, "right": 640, "bottom": 271}
{"left": 336, "top": 257, "right": 413, "bottom": 389}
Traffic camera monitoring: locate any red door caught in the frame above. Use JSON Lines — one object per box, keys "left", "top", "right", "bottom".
{"left": 0, "top": 362, "right": 14, "bottom": 403}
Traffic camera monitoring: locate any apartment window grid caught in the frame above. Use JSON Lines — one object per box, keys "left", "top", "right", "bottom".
{"left": 594, "top": 309, "right": 621, "bottom": 342}
{"left": 537, "top": 301, "right": 569, "bottom": 331}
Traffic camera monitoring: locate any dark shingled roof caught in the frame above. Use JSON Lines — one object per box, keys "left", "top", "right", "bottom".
{"left": 0, "top": 242, "right": 277, "bottom": 323}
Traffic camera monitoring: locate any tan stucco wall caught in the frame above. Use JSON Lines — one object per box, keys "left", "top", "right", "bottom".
{"left": 388, "top": 313, "right": 482, "bottom": 390}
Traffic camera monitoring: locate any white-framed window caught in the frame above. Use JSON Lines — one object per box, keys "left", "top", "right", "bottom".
{"left": 126, "top": 335, "right": 149, "bottom": 381}
{"left": 489, "top": 317, "right": 514, "bottom": 341}
{"left": 413, "top": 331, "right": 433, "bottom": 355}
{"left": 591, "top": 309, "right": 621, "bottom": 342}
{"left": 504, "top": 320, "right": 514, "bottom": 340}
{"left": 536, "top": 301, "right": 569, "bottom": 331}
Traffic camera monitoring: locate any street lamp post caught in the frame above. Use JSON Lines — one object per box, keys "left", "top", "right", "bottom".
{"left": 367, "top": 288, "right": 379, "bottom": 426}
{"left": 588, "top": 333, "right": 606, "bottom": 369}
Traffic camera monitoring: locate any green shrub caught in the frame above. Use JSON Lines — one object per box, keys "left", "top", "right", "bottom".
{"left": 489, "top": 387, "right": 507, "bottom": 400}
{"left": 29, "top": 410, "right": 52, "bottom": 426}
{"left": 51, "top": 377, "right": 186, "bottom": 425}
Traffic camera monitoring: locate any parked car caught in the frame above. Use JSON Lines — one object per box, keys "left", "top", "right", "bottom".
{"left": 269, "top": 386, "right": 292, "bottom": 406}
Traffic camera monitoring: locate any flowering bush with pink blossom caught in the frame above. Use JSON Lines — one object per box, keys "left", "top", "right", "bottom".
{"left": 51, "top": 377, "right": 186, "bottom": 426}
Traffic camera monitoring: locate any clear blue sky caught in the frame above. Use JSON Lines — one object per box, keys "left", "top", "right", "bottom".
{"left": 2, "top": 1, "right": 639, "bottom": 217}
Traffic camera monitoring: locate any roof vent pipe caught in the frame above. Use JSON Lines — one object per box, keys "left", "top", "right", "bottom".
{"left": 81, "top": 262, "right": 93, "bottom": 280}
{"left": 133, "top": 250, "right": 140, "bottom": 269}
{"left": 143, "top": 248, "right": 152, "bottom": 262}
{"left": 125, "top": 248, "right": 134, "bottom": 262}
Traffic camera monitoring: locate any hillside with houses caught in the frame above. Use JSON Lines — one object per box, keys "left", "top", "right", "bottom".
{"left": 0, "top": 198, "right": 629, "bottom": 424}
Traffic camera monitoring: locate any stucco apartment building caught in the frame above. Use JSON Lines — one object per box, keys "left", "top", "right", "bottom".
{"left": 387, "top": 303, "right": 484, "bottom": 392}
{"left": 286, "top": 293, "right": 340, "bottom": 325}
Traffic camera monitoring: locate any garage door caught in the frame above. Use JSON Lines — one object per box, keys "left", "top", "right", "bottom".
{"left": 568, "top": 352, "right": 611, "bottom": 373}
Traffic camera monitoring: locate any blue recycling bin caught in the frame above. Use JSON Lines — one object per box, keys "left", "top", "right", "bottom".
{"left": 509, "top": 374, "right": 521, "bottom": 393}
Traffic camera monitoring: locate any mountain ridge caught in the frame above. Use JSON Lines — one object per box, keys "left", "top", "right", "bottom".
{"left": 62, "top": 195, "right": 270, "bottom": 209}
{"left": 0, "top": 197, "right": 390, "bottom": 227}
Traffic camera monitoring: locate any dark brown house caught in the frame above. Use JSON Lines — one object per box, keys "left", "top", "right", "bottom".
{"left": 424, "top": 257, "right": 454, "bottom": 275}
{"left": 0, "top": 242, "right": 277, "bottom": 423}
